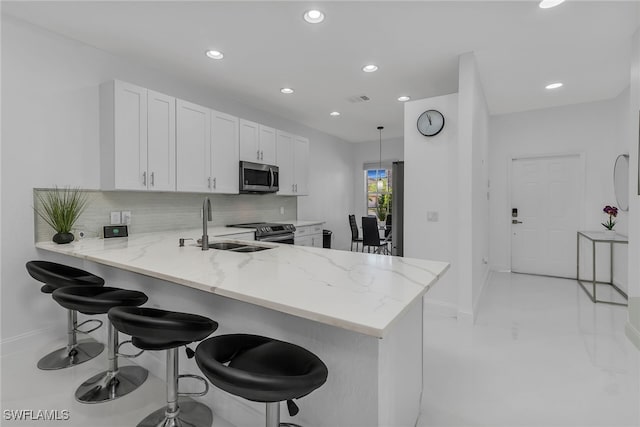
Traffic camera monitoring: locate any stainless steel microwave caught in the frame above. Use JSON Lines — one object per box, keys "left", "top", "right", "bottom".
{"left": 239, "top": 161, "right": 279, "bottom": 193}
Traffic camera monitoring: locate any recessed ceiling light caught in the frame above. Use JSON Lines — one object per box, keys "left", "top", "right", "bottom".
{"left": 397, "top": 96, "right": 411, "bottom": 102}
{"left": 303, "top": 9, "right": 325, "bottom": 24}
{"left": 362, "top": 64, "right": 378, "bottom": 73}
{"left": 280, "top": 88, "right": 294, "bottom": 94}
{"left": 205, "top": 50, "right": 224, "bottom": 60}
{"left": 330, "top": 111, "right": 341, "bottom": 117}
{"left": 545, "top": 82, "right": 563, "bottom": 90}
{"left": 539, "top": 0, "right": 565, "bottom": 9}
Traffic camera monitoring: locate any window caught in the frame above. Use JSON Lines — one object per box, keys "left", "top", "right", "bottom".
{"left": 366, "top": 168, "right": 392, "bottom": 220}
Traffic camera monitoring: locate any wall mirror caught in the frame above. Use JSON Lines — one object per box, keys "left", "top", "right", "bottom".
{"left": 614, "top": 154, "right": 629, "bottom": 211}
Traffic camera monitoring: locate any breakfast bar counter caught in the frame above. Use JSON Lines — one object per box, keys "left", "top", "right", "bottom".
{"left": 36, "top": 230, "right": 449, "bottom": 426}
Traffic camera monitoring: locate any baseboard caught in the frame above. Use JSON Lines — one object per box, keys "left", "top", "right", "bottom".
{"left": 625, "top": 321, "right": 640, "bottom": 351}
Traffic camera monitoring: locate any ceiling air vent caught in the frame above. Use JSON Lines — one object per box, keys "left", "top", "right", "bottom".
{"left": 348, "top": 95, "right": 371, "bottom": 103}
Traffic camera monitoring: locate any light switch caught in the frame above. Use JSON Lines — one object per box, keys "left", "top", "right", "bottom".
{"left": 427, "top": 211, "right": 439, "bottom": 222}
{"left": 121, "top": 211, "right": 132, "bottom": 225}
{"left": 110, "top": 211, "right": 121, "bottom": 225}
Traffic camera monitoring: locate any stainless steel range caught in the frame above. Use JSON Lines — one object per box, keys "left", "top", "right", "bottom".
{"left": 227, "top": 222, "right": 296, "bottom": 244}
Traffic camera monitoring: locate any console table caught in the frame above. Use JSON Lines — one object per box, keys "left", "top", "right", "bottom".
{"left": 576, "top": 231, "right": 628, "bottom": 306}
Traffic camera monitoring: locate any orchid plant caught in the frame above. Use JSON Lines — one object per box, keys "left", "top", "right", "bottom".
{"left": 602, "top": 205, "right": 618, "bottom": 231}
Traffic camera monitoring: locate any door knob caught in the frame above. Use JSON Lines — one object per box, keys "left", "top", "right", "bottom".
{"left": 512, "top": 220, "right": 523, "bottom": 224}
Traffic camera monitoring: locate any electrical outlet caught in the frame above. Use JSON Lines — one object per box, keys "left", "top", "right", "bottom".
{"left": 110, "top": 211, "right": 121, "bottom": 225}
{"left": 280, "top": 207, "right": 285, "bottom": 215}
{"left": 121, "top": 211, "right": 132, "bottom": 225}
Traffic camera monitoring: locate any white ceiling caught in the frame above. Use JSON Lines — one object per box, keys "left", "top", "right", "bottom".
{"left": 3, "top": 1, "right": 638, "bottom": 143}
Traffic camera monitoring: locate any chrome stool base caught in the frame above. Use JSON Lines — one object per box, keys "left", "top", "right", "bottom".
{"left": 75, "top": 365, "right": 148, "bottom": 403}
{"left": 37, "top": 339, "right": 104, "bottom": 370}
{"left": 137, "top": 398, "right": 212, "bottom": 427}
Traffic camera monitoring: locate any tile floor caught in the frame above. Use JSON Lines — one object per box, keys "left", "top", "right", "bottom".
{"left": 1, "top": 272, "right": 638, "bottom": 426}
{"left": 419, "top": 272, "right": 640, "bottom": 427}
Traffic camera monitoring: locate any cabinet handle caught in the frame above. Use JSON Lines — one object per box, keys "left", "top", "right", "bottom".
{"left": 151, "top": 172, "right": 155, "bottom": 186}
{"left": 292, "top": 184, "right": 295, "bottom": 192}
{"left": 142, "top": 171, "right": 147, "bottom": 186}
{"left": 213, "top": 177, "right": 217, "bottom": 189}
{"left": 208, "top": 177, "right": 212, "bottom": 189}
{"left": 257, "top": 149, "right": 260, "bottom": 160}
{"left": 261, "top": 151, "right": 264, "bottom": 161}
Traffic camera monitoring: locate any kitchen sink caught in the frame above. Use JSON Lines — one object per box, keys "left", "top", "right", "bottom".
{"left": 206, "top": 242, "right": 246, "bottom": 250}
{"left": 230, "top": 246, "right": 270, "bottom": 252}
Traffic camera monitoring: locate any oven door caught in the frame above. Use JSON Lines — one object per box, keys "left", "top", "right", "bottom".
{"left": 256, "top": 233, "right": 294, "bottom": 244}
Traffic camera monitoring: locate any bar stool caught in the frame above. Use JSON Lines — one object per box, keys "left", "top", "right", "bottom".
{"left": 108, "top": 306, "right": 218, "bottom": 427}
{"left": 195, "top": 334, "right": 328, "bottom": 427}
{"left": 51, "top": 286, "right": 149, "bottom": 403}
{"left": 25, "top": 260, "right": 105, "bottom": 370}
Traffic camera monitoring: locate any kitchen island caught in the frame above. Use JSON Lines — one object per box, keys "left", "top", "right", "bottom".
{"left": 36, "top": 229, "right": 449, "bottom": 426}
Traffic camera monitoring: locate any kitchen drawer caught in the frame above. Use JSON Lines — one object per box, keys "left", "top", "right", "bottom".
{"left": 216, "top": 232, "right": 255, "bottom": 241}
{"left": 294, "top": 224, "right": 323, "bottom": 237}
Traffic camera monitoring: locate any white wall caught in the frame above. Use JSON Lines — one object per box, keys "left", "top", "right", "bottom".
{"left": 351, "top": 137, "right": 404, "bottom": 225}
{"left": 0, "top": 16, "right": 354, "bottom": 340}
{"left": 404, "top": 93, "right": 459, "bottom": 314}
{"left": 458, "top": 53, "right": 491, "bottom": 319}
{"left": 626, "top": 26, "right": 640, "bottom": 350}
{"left": 489, "top": 95, "right": 629, "bottom": 288}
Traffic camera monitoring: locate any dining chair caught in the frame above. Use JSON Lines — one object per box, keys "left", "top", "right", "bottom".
{"left": 348, "top": 215, "right": 363, "bottom": 251}
{"left": 361, "top": 217, "right": 388, "bottom": 254}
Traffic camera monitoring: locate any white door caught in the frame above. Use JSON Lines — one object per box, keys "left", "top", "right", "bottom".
{"left": 114, "top": 81, "right": 147, "bottom": 190}
{"left": 147, "top": 90, "right": 176, "bottom": 191}
{"left": 210, "top": 110, "right": 239, "bottom": 194}
{"left": 239, "top": 119, "right": 260, "bottom": 162}
{"left": 176, "top": 100, "right": 211, "bottom": 192}
{"left": 511, "top": 154, "right": 582, "bottom": 278}
{"left": 294, "top": 136, "right": 309, "bottom": 195}
{"left": 276, "top": 130, "right": 294, "bottom": 195}
{"left": 258, "top": 125, "right": 277, "bottom": 165}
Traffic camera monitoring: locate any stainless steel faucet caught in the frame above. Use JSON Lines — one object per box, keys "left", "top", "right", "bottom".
{"left": 202, "top": 196, "right": 212, "bottom": 251}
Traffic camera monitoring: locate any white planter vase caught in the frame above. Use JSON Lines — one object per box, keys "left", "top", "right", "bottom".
{"left": 603, "top": 229, "right": 616, "bottom": 238}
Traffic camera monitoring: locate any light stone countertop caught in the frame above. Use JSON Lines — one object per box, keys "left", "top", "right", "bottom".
{"left": 35, "top": 229, "right": 449, "bottom": 338}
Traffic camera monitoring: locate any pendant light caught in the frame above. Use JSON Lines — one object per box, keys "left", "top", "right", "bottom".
{"left": 377, "top": 126, "right": 384, "bottom": 191}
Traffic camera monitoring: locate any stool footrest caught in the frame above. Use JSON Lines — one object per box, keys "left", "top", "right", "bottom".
{"left": 177, "top": 374, "right": 209, "bottom": 397}
{"left": 75, "top": 318, "right": 103, "bottom": 334}
{"left": 116, "top": 340, "right": 144, "bottom": 359}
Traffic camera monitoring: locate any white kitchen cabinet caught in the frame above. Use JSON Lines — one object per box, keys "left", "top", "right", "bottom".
{"left": 276, "top": 130, "right": 295, "bottom": 195}
{"left": 176, "top": 99, "right": 211, "bottom": 193}
{"left": 100, "top": 80, "right": 176, "bottom": 191}
{"left": 294, "top": 135, "right": 309, "bottom": 195}
{"left": 239, "top": 119, "right": 276, "bottom": 164}
{"left": 147, "top": 90, "right": 176, "bottom": 191}
{"left": 276, "top": 132, "right": 309, "bottom": 196}
{"left": 210, "top": 110, "right": 239, "bottom": 194}
{"left": 294, "top": 224, "right": 323, "bottom": 247}
{"left": 177, "top": 102, "right": 240, "bottom": 194}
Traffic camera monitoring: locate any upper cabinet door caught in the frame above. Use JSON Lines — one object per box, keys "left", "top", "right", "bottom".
{"left": 239, "top": 119, "right": 260, "bottom": 162}
{"left": 147, "top": 90, "right": 176, "bottom": 192}
{"left": 106, "top": 81, "right": 148, "bottom": 190}
{"left": 258, "top": 125, "right": 277, "bottom": 165}
{"left": 211, "top": 110, "right": 239, "bottom": 194}
{"left": 276, "top": 130, "right": 295, "bottom": 196}
{"left": 294, "top": 136, "right": 310, "bottom": 195}
{"left": 176, "top": 100, "right": 211, "bottom": 193}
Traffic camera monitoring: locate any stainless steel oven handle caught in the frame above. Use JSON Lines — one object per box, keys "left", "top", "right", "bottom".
{"left": 256, "top": 233, "right": 294, "bottom": 243}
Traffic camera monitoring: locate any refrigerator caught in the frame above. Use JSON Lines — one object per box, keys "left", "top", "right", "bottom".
{"left": 391, "top": 161, "right": 404, "bottom": 256}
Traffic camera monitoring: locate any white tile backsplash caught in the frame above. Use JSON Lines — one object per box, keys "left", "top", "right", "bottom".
{"left": 34, "top": 189, "right": 296, "bottom": 242}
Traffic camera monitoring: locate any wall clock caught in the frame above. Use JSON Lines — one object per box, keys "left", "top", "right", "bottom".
{"left": 417, "top": 110, "right": 445, "bottom": 137}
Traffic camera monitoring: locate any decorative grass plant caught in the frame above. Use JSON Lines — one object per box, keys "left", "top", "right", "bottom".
{"left": 35, "top": 186, "right": 88, "bottom": 243}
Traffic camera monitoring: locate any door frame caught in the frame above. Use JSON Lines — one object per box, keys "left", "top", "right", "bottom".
{"left": 507, "top": 151, "right": 587, "bottom": 273}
